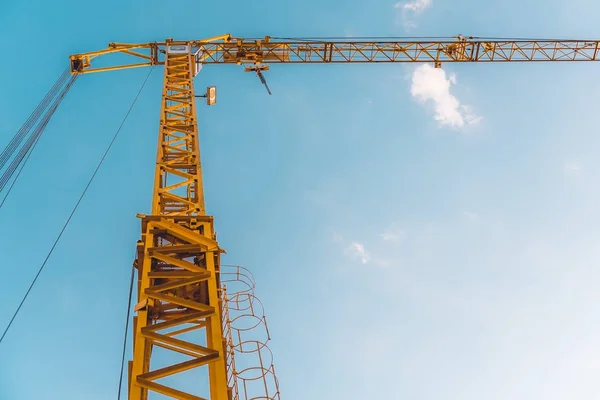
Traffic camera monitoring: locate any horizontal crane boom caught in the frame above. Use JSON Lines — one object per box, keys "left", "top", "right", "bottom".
{"left": 70, "top": 35, "right": 600, "bottom": 74}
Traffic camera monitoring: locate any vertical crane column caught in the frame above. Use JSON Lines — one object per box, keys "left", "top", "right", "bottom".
{"left": 129, "top": 43, "right": 230, "bottom": 400}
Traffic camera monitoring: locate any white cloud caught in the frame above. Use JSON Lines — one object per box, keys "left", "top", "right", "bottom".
{"left": 334, "top": 232, "right": 391, "bottom": 267}
{"left": 381, "top": 231, "right": 401, "bottom": 241}
{"left": 410, "top": 64, "right": 481, "bottom": 128}
{"left": 397, "top": 0, "right": 432, "bottom": 12}
{"left": 326, "top": 216, "right": 600, "bottom": 399}
{"left": 346, "top": 241, "right": 371, "bottom": 264}
{"left": 394, "top": 0, "right": 432, "bottom": 30}
{"left": 461, "top": 105, "right": 483, "bottom": 125}
{"left": 565, "top": 162, "right": 583, "bottom": 172}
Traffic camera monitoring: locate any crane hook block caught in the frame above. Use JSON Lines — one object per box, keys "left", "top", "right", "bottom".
{"left": 244, "top": 65, "right": 272, "bottom": 95}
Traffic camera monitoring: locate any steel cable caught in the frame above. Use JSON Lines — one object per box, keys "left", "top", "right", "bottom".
{"left": 117, "top": 260, "right": 136, "bottom": 399}
{"left": 0, "top": 74, "right": 77, "bottom": 193}
{"left": 0, "top": 68, "right": 70, "bottom": 171}
{"left": 0, "top": 128, "right": 40, "bottom": 209}
{"left": 0, "top": 67, "right": 153, "bottom": 346}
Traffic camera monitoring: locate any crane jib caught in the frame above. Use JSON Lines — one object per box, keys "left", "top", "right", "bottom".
{"left": 69, "top": 36, "right": 600, "bottom": 75}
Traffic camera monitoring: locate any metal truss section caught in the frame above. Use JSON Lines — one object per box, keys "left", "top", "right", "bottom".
{"left": 129, "top": 216, "right": 230, "bottom": 400}
{"left": 197, "top": 38, "right": 600, "bottom": 64}
{"left": 70, "top": 37, "right": 600, "bottom": 74}
{"left": 128, "top": 44, "right": 229, "bottom": 400}
{"left": 152, "top": 49, "right": 205, "bottom": 216}
{"left": 221, "top": 266, "right": 280, "bottom": 400}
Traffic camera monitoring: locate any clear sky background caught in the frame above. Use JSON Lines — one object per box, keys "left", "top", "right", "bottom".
{"left": 1, "top": 0, "right": 600, "bottom": 399}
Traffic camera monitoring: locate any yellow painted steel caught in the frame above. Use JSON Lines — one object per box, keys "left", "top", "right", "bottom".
{"left": 67, "top": 34, "right": 600, "bottom": 400}
{"left": 128, "top": 42, "right": 229, "bottom": 400}
{"left": 70, "top": 35, "right": 600, "bottom": 75}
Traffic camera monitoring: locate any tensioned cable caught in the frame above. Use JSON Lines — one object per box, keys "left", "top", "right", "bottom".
{"left": 0, "top": 66, "right": 154, "bottom": 346}
{"left": 0, "top": 68, "right": 70, "bottom": 171}
{"left": 0, "top": 68, "right": 69, "bottom": 169}
{"left": 117, "top": 260, "right": 136, "bottom": 400}
{"left": 0, "top": 123, "right": 43, "bottom": 209}
{"left": 0, "top": 74, "right": 78, "bottom": 194}
{"left": 0, "top": 74, "right": 76, "bottom": 190}
{"left": 0, "top": 71, "right": 75, "bottom": 207}
{"left": 0, "top": 75, "right": 76, "bottom": 191}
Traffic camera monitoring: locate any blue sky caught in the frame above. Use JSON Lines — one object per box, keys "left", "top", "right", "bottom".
{"left": 2, "top": 0, "right": 600, "bottom": 399}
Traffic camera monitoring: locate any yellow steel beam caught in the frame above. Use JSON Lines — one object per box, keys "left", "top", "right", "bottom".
{"left": 73, "top": 62, "right": 154, "bottom": 75}
{"left": 70, "top": 35, "right": 600, "bottom": 74}
{"left": 128, "top": 43, "right": 229, "bottom": 400}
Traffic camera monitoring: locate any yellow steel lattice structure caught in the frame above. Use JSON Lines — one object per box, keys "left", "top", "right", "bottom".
{"left": 67, "top": 34, "right": 600, "bottom": 400}
{"left": 129, "top": 42, "right": 229, "bottom": 400}
{"left": 70, "top": 36, "right": 600, "bottom": 75}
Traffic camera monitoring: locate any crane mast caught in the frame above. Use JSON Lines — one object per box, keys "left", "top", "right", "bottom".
{"left": 128, "top": 43, "right": 229, "bottom": 400}
{"left": 65, "top": 34, "right": 600, "bottom": 400}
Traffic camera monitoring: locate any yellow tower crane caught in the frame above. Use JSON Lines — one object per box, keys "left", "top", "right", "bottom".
{"left": 66, "top": 35, "right": 600, "bottom": 400}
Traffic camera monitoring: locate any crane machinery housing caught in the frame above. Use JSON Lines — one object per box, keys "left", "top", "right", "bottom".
{"left": 2, "top": 34, "right": 600, "bottom": 400}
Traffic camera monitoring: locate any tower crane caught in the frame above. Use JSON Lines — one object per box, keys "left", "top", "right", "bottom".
{"left": 2, "top": 34, "right": 598, "bottom": 400}
{"left": 69, "top": 34, "right": 600, "bottom": 400}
